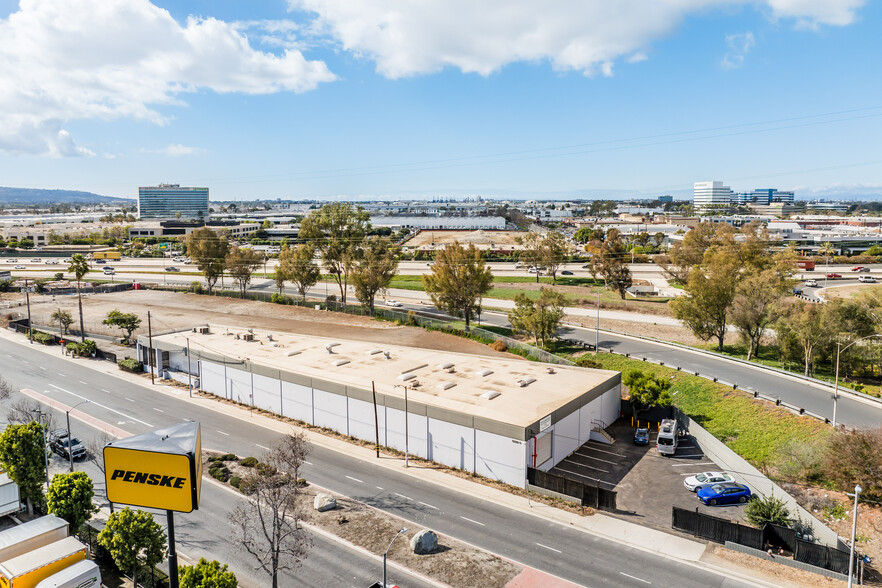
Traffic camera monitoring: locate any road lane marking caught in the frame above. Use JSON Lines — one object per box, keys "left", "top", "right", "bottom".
{"left": 47, "top": 383, "right": 152, "bottom": 427}
{"left": 304, "top": 461, "right": 313, "bottom": 466}
{"left": 256, "top": 444, "right": 270, "bottom": 450}
{"left": 124, "top": 397, "right": 135, "bottom": 403}
{"left": 345, "top": 475, "right": 364, "bottom": 483}
{"left": 460, "top": 516, "right": 484, "bottom": 526}
{"left": 39, "top": 367, "right": 46, "bottom": 371}
{"left": 79, "top": 380, "right": 88, "bottom": 385}
{"left": 620, "top": 572, "right": 651, "bottom": 584}
{"left": 101, "top": 389, "right": 111, "bottom": 394}
{"left": 21, "top": 360, "right": 28, "bottom": 364}
{"left": 152, "top": 408, "right": 164, "bottom": 413}
{"left": 418, "top": 501, "right": 438, "bottom": 510}
{"left": 394, "top": 492, "right": 412, "bottom": 501}
{"left": 57, "top": 372, "right": 65, "bottom": 376}
{"left": 216, "top": 430, "right": 230, "bottom": 436}
{"left": 536, "top": 543, "right": 561, "bottom": 553}
{"left": 376, "top": 486, "right": 384, "bottom": 490}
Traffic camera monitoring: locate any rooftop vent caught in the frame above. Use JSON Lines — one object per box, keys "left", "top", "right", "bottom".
{"left": 437, "top": 362, "right": 454, "bottom": 370}
{"left": 242, "top": 333, "right": 254, "bottom": 342}
{"left": 397, "top": 373, "right": 417, "bottom": 381}
{"left": 368, "top": 349, "right": 384, "bottom": 355}
{"left": 326, "top": 343, "right": 341, "bottom": 354}
{"left": 193, "top": 326, "right": 210, "bottom": 335}
{"left": 267, "top": 334, "right": 273, "bottom": 342}
{"left": 437, "top": 381, "right": 456, "bottom": 391}
{"left": 384, "top": 351, "right": 392, "bottom": 360}
{"left": 286, "top": 350, "right": 301, "bottom": 357}
{"left": 480, "top": 391, "right": 501, "bottom": 400}
{"left": 546, "top": 367, "right": 555, "bottom": 374}
{"left": 515, "top": 377, "right": 537, "bottom": 387}
{"left": 332, "top": 359, "right": 350, "bottom": 367}
{"left": 478, "top": 369, "right": 493, "bottom": 377}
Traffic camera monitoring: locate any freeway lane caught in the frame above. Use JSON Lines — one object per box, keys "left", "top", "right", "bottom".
{"left": 0, "top": 335, "right": 760, "bottom": 587}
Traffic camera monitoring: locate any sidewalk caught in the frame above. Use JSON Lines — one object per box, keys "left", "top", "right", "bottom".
{"left": 2, "top": 327, "right": 782, "bottom": 587}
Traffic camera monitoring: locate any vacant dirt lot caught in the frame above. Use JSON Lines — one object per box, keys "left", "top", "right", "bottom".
{"left": 405, "top": 230, "right": 523, "bottom": 248}
{"left": 22, "top": 289, "right": 516, "bottom": 357}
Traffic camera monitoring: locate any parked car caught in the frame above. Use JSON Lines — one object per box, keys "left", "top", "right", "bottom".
{"left": 13, "top": 265, "right": 25, "bottom": 270}
{"left": 48, "top": 430, "right": 86, "bottom": 460}
{"left": 561, "top": 270, "right": 573, "bottom": 275}
{"left": 697, "top": 482, "right": 751, "bottom": 506}
{"left": 386, "top": 299, "right": 402, "bottom": 307}
{"left": 165, "top": 266, "right": 180, "bottom": 272}
{"left": 859, "top": 275, "right": 877, "bottom": 283}
{"left": 633, "top": 427, "right": 649, "bottom": 445}
{"left": 852, "top": 266, "right": 871, "bottom": 272}
{"left": 684, "top": 471, "right": 734, "bottom": 492}
{"left": 804, "top": 279, "right": 818, "bottom": 287}
{"left": 183, "top": 259, "right": 192, "bottom": 264}
{"left": 825, "top": 273, "right": 842, "bottom": 279}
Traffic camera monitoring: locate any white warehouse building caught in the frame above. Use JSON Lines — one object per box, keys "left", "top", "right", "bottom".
{"left": 138, "top": 326, "right": 621, "bottom": 487}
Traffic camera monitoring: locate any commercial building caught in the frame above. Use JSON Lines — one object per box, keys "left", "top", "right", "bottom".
{"left": 138, "top": 184, "right": 209, "bottom": 219}
{"left": 370, "top": 216, "right": 506, "bottom": 231}
{"left": 139, "top": 326, "right": 621, "bottom": 487}
{"left": 732, "top": 189, "right": 795, "bottom": 206}
{"left": 128, "top": 220, "right": 259, "bottom": 240}
{"left": 693, "top": 181, "right": 732, "bottom": 208}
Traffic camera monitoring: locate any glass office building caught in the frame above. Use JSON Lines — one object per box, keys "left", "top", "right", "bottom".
{"left": 138, "top": 184, "right": 209, "bottom": 219}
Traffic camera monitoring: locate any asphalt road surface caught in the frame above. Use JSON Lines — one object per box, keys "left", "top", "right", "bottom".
{"left": 0, "top": 336, "right": 760, "bottom": 588}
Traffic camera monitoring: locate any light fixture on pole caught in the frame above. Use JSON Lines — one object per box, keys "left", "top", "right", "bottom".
{"left": 65, "top": 400, "right": 90, "bottom": 472}
{"left": 383, "top": 527, "right": 407, "bottom": 588}
{"left": 848, "top": 484, "right": 862, "bottom": 588}
{"left": 833, "top": 334, "right": 882, "bottom": 428}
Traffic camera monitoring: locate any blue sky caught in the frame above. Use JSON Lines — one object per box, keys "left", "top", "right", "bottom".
{"left": 0, "top": 0, "right": 880, "bottom": 201}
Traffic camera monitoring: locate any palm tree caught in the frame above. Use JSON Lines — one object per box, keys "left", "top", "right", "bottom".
{"left": 68, "top": 254, "right": 90, "bottom": 342}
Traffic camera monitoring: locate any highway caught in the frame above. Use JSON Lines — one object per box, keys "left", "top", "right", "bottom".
{"left": 0, "top": 334, "right": 761, "bottom": 588}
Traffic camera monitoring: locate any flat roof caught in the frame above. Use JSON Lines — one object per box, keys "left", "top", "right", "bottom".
{"left": 148, "top": 325, "right": 619, "bottom": 430}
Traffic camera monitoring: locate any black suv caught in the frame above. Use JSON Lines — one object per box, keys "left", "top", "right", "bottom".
{"left": 49, "top": 429, "right": 87, "bottom": 460}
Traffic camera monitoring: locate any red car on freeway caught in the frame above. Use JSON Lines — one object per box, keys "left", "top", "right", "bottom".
{"left": 826, "top": 273, "right": 842, "bottom": 279}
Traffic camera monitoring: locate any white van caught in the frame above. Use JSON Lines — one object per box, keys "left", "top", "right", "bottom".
{"left": 657, "top": 418, "right": 678, "bottom": 456}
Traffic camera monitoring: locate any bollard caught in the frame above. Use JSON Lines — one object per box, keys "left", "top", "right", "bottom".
{"left": 713, "top": 377, "right": 718, "bottom": 382}
{"left": 754, "top": 391, "right": 759, "bottom": 398}
{"left": 775, "top": 398, "right": 781, "bottom": 405}
{"left": 799, "top": 408, "right": 805, "bottom": 414}
{"left": 659, "top": 362, "right": 664, "bottom": 366}
{"left": 676, "top": 366, "right": 681, "bottom": 371}
{"left": 694, "top": 371, "right": 700, "bottom": 376}
{"left": 733, "top": 384, "right": 738, "bottom": 390}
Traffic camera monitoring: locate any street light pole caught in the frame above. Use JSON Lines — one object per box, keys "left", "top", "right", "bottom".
{"left": 833, "top": 334, "right": 882, "bottom": 428}
{"left": 848, "top": 484, "right": 862, "bottom": 588}
{"left": 595, "top": 288, "right": 600, "bottom": 351}
{"left": 186, "top": 337, "right": 192, "bottom": 398}
{"left": 65, "top": 400, "right": 90, "bottom": 472}
{"left": 383, "top": 527, "right": 408, "bottom": 588}
{"left": 34, "top": 410, "right": 49, "bottom": 489}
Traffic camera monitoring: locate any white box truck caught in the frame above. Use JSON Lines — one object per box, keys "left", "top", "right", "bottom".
{"left": 0, "top": 516, "right": 68, "bottom": 563}
{"left": 0, "top": 537, "right": 87, "bottom": 588}
{"left": 34, "top": 559, "right": 100, "bottom": 588}
{"left": 0, "top": 475, "right": 21, "bottom": 519}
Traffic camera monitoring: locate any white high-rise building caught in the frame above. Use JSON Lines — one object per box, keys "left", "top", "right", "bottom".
{"left": 693, "top": 181, "right": 732, "bottom": 208}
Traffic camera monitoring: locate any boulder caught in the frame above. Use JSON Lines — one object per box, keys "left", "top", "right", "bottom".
{"left": 409, "top": 529, "right": 438, "bottom": 555}
{"left": 314, "top": 493, "right": 337, "bottom": 512}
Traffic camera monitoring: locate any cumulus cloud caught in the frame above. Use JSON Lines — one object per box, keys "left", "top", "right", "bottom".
{"left": 143, "top": 144, "right": 205, "bottom": 157}
{"left": 0, "top": 0, "right": 336, "bottom": 156}
{"left": 722, "top": 32, "right": 755, "bottom": 69}
{"left": 289, "top": 0, "right": 865, "bottom": 78}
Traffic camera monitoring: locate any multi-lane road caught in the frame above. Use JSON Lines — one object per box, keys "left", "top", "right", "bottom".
{"left": 0, "top": 334, "right": 763, "bottom": 587}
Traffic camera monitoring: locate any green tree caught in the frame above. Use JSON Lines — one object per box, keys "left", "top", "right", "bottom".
{"left": 299, "top": 203, "right": 370, "bottom": 305}
{"left": 68, "top": 254, "right": 90, "bottom": 342}
{"left": 774, "top": 300, "right": 831, "bottom": 376}
{"left": 51, "top": 309, "right": 73, "bottom": 335}
{"left": 186, "top": 228, "right": 230, "bottom": 295}
{"left": 98, "top": 507, "right": 167, "bottom": 588}
{"left": 422, "top": 243, "right": 494, "bottom": 330}
{"left": 598, "top": 230, "right": 632, "bottom": 299}
{"left": 745, "top": 494, "right": 791, "bottom": 527}
{"left": 47, "top": 472, "right": 96, "bottom": 534}
{"left": 728, "top": 269, "right": 789, "bottom": 360}
{"left": 102, "top": 309, "right": 141, "bottom": 342}
{"left": 508, "top": 288, "right": 566, "bottom": 348}
{"left": 574, "top": 227, "right": 604, "bottom": 245}
{"left": 278, "top": 244, "right": 321, "bottom": 302}
{"left": 517, "top": 232, "right": 545, "bottom": 283}
{"left": 350, "top": 237, "right": 400, "bottom": 313}
{"left": 0, "top": 422, "right": 47, "bottom": 514}
{"left": 226, "top": 246, "right": 264, "bottom": 297}
{"left": 823, "top": 427, "right": 882, "bottom": 501}
{"left": 542, "top": 231, "right": 571, "bottom": 283}
{"left": 230, "top": 434, "right": 311, "bottom": 588}
{"left": 180, "top": 558, "right": 238, "bottom": 588}
{"left": 622, "top": 370, "right": 673, "bottom": 421}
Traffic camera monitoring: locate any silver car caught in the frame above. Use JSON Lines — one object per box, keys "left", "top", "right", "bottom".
{"left": 684, "top": 471, "right": 734, "bottom": 492}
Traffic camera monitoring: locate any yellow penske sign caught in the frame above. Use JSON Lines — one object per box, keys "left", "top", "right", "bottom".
{"left": 104, "top": 421, "right": 201, "bottom": 513}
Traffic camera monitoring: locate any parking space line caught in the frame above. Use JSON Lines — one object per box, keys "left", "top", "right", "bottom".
{"left": 671, "top": 461, "right": 715, "bottom": 467}
{"left": 562, "top": 459, "right": 608, "bottom": 473}
{"left": 580, "top": 445, "right": 627, "bottom": 458}
{"left": 552, "top": 467, "right": 616, "bottom": 487}
{"left": 572, "top": 451, "right": 617, "bottom": 465}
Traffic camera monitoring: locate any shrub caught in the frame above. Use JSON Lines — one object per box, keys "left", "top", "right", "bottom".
{"left": 209, "top": 465, "right": 229, "bottom": 482}
{"left": 240, "top": 456, "right": 258, "bottom": 467}
{"left": 29, "top": 330, "right": 55, "bottom": 345}
{"left": 229, "top": 476, "right": 241, "bottom": 489}
{"left": 576, "top": 355, "right": 602, "bottom": 369}
{"left": 255, "top": 462, "right": 276, "bottom": 476}
{"left": 79, "top": 340, "right": 98, "bottom": 356}
{"left": 271, "top": 293, "right": 290, "bottom": 305}
{"left": 745, "top": 494, "right": 790, "bottom": 528}
{"left": 117, "top": 358, "right": 143, "bottom": 373}
{"left": 489, "top": 340, "right": 507, "bottom": 352}
{"left": 189, "top": 281, "right": 203, "bottom": 294}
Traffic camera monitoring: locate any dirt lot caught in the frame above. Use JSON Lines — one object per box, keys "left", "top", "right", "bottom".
{"left": 576, "top": 317, "right": 741, "bottom": 347}
{"left": 404, "top": 230, "right": 523, "bottom": 249}
{"left": 20, "top": 290, "right": 516, "bottom": 358}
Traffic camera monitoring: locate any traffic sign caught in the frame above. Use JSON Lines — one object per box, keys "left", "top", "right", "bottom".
{"left": 20, "top": 287, "right": 34, "bottom": 293}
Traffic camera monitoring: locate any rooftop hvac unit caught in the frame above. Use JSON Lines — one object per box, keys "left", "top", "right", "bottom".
{"left": 515, "top": 377, "right": 537, "bottom": 387}
{"left": 193, "top": 326, "right": 210, "bottom": 334}
{"left": 437, "top": 362, "right": 454, "bottom": 370}
{"left": 326, "top": 343, "right": 341, "bottom": 354}
{"left": 332, "top": 359, "right": 350, "bottom": 367}
{"left": 267, "top": 334, "right": 274, "bottom": 341}
{"left": 480, "top": 391, "right": 501, "bottom": 400}
{"left": 546, "top": 367, "right": 555, "bottom": 374}
{"left": 383, "top": 351, "right": 392, "bottom": 360}
{"left": 242, "top": 333, "right": 254, "bottom": 342}
{"left": 410, "top": 380, "right": 421, "bottom": 388}
{"left": 477, "top": 369, "right": 493, "bottom": 377}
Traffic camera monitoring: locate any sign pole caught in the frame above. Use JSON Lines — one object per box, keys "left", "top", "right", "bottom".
{"left": 147, "top": 310, "right": 155, "bottom": 385}
{"left": 25, "top": 279, "right": 33, "bottom": 344}
{"left": 371, "top": 381, "right": 379, "bottom": 458}
{"left": 167, "top": 510, "right": 179, "bottom": 588}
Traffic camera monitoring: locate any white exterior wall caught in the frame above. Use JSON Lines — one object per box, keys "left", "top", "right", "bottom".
{"left": 475, "top": 430, "right": 526, "bottom": 487}
{"left": 428, "top": 418, "right": 475, "bottom": 471}
{"left": 281, "top": 381, "right": 312, "bottom": 422}
{"left": 552, "top": 411, "right": 581, "bottom": 466}
{"left": 226, "top": 367, "right": 252, "bottom": 406}
{"left": 348, "top": 398, "right": 377, "bottom": 442}
{"left": 252, "top": 373, "right": 281, "bottom": 415}
{"left": 313, "top": 389, "right": 348, "bottom": 434}
{"left": 200, "top": 361, "right": 225, "bottom": 397}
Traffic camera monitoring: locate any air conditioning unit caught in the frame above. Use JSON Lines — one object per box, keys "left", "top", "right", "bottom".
{"left": 194, "top": 326, "right": 209, "bottom": 334}
{"left": 242, "top": 333, "right": 254, "bottom": 342}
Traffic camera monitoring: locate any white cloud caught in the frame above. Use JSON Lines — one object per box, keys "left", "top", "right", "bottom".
{"left": 0, "top": 0, "right": 336, "bottom": 156}
{"left": 289, "top": 0, "right": 865, "bottom": 78}
{"left": 143, "top": 144, "right": 205, "bottom": 157}
{"left": 722, "top": 32, "right": 755, "bottom": 69}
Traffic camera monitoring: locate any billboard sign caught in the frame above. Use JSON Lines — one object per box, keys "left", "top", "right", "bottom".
{"left": 104, "top": 421, "right": 201, "bottom": 513}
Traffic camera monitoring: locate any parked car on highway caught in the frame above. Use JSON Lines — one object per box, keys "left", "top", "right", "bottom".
{"left": 697, "top": 482, "right": 751, "bottom": 506}
{"left": 13, "top": 265, "right": 25, "bottom": 270}
{"left": 386, "top": 299, "right": 402, "bottom": 307}
{"left": 48, "top": 429, "right": 86, "bottom": 460}
{"left": 859, "top": 275, "right": 877, "bottom": 283}
{"left": 804, "top": 279, "right": 818, "bottom": 287}
{"left": 633, "top": 427, "right": 649, "bottom": 445}
{"left": 561, "top": 270, "right": 573, "bottom": 275}
{"left": 825, "top": 273, "right": 842, "bottom": 279}
{"left": 165, "top": 266, "right": 180, "bottom": 272}
{"left": 102, "top": 265, "right": 114, "bottom": 271}
{"left": 183, "top": 259, "right": 192, "bottom": 264}
{"left": 852, "top": 266, "right": 871, "bottom": 272}
{"left": 684, "top": 471, "right": 734, "bottom": 492}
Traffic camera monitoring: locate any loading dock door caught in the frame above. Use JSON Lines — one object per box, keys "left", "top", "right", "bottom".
{"left": 534, "top": 431, "right": 552, "bottom": 467}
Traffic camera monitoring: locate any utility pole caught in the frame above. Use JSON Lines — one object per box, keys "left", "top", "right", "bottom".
{"left": 372, "top": 381, "right": 380, "bottom": 458}
{"left": 404, "top": 385, "right": 409, "bottom": 468}
{"left": 147, "top": 310, "right": 155, "bottom": 385}
{"left": 595, "top": 289, "right": 600, "bottom": 351}
{"left": 24, "top": 279, "right": 33, "bottom": 344}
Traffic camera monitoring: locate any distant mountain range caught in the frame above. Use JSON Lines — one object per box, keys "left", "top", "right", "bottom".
{"left": 0, "top": 187, "right": 133, "bottom": 205}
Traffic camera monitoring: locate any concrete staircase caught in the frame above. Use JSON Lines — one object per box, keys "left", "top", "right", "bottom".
{"left": 591, "top": 420, "right": 615, "bottom": 444}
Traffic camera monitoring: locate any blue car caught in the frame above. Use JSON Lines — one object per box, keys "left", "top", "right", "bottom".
{"left": 633, "top": 427, "right": 650, "bottom": 445}
{"left": 697, "top": 482, "right": 751, "bottom": 506}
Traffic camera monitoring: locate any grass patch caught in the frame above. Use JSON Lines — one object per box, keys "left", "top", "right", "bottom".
{"left": 579, "top": 353, "right": 832, "bottom": 467}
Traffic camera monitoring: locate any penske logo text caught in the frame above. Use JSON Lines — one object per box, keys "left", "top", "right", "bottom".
{"left": 111, "top": 469, "right": 187, "bottom": 489}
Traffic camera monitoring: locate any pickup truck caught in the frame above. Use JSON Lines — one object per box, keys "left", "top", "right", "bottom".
{"left": 48, "top": 430, "right": 86, "bottom": 460}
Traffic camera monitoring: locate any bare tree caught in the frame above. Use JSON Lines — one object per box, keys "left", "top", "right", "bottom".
{"left": 0, "top": 376, "right": 11, "bottom": 401}
{"left": 230, "top": 433, "right": 312, "bottom": 588}
{"left": 6, "top": 397, "right": 54, "bottom": 430}
{"left": 86, "top": 429, "right": 118, "bottom": 512}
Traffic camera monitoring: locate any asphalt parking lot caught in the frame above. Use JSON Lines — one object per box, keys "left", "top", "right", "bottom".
{"left": 549, "top": 420, "right": 750, "bottom": 531}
